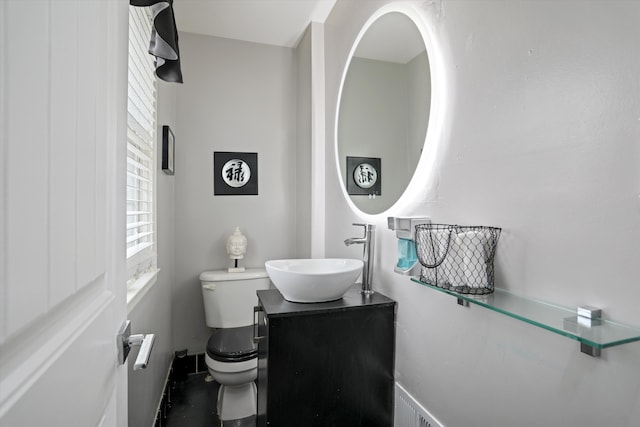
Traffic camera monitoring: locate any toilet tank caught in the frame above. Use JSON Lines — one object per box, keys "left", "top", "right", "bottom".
{"left": 200, "top": 268, "right": 271, "bottom": 328}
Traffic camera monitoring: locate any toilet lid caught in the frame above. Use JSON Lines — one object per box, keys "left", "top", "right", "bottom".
{"left": 206, "top": 325, "right": 257, "bottom": 363}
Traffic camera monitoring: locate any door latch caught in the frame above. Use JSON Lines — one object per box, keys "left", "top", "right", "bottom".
{"left": 117, "top": 320, "right": 155, "bottom": 370}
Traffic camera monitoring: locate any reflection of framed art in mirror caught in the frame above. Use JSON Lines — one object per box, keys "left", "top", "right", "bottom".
{"left": 346, "top": 156, "right": 381, "bottom": 196}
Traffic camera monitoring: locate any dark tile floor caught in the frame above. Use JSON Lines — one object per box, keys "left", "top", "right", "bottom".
{"left": 164, "top": 373, "right": 255, "bottom": 427}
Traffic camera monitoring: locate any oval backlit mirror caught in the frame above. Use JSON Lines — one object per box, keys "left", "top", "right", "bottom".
{"left": 336, "top": 8, "right": 432, "bottom": 215}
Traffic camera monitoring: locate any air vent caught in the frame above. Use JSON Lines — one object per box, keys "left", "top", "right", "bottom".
{"left": 395, "top": 383, "right": 444, "bottom": 427}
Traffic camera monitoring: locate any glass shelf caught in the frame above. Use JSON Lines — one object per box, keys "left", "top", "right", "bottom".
{"left": 411, "top": 278, "right": 640, "bottom": 356}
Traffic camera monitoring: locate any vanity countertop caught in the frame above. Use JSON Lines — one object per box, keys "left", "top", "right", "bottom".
{"left": 257, "top": 285, "right": 395, "bottom": 317}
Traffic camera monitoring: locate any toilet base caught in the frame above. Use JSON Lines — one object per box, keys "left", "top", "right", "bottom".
{"left": 216, "top": 381, "right": 257, "bottom": 421}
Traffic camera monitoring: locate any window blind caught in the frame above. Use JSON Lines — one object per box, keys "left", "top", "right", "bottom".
{"left": 127, "top": 6, "right": 157, "bottom": 284}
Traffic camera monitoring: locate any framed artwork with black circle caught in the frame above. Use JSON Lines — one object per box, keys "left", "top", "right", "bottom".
{"left": 214, "top": 152, "right": 258, "bottom": 195}
{"left": 346, "top": 156, "right": 381, "bottom": 196}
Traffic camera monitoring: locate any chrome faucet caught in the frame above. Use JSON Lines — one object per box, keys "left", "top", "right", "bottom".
{"left": 344, "top": 223, "right": 376, "bottom": 296}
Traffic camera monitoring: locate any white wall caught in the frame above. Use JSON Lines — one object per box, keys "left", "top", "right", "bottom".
{"left": 173, "top": 32, "right": 298, "bottom": 353}
{"left": 297, "top": 25, "right": 313, "bottom": 259}
{"left": 127, "top": 81, "right": 177, "bottom": 427}
{"left": 323, "top": 1, "right": 640, "bottom": 426}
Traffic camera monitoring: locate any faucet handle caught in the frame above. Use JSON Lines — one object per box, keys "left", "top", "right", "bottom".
{"left": 352, "top": 223, "right": 376, "bottom": 230}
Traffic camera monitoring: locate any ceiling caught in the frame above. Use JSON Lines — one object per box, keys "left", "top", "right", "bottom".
{"left": 173, "top": 0, "right": 337, "bottom": 48}
{"left": 353, "top": 12, "right": 425, "bottom": 64}
{"left": 173, "top": 1, "right": 425, "bottom": 64}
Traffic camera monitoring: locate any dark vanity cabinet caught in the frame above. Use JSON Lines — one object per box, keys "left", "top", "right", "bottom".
{"left": 255, "top": 287, "right": 396, "bottom": 427}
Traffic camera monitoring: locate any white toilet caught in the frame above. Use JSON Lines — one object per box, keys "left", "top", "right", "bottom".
{"left": 199, "top": 268, "right": 270, "bottom": 421}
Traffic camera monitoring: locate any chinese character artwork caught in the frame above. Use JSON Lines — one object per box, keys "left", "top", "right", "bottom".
{"left": 346, "top": 156, "right": 381, "bottom": 196}
{"left": 214, "top": 152, "right": 258, "bottom": 195}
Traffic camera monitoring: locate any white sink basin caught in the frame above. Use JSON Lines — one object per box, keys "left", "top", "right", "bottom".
{"left": 265, "top": 258, "right": 364, "bottom": 303}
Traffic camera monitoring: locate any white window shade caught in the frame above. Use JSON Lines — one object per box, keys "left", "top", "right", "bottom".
{"left": 127, "top": 6, "right": 157, "bottom": 284}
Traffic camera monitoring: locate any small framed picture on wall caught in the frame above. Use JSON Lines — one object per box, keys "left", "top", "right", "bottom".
{"left": 213, "top": 151, "right": 258, "bottom": 195}
{"left": 162, "top": 125, "right": 175, "bottom": 175}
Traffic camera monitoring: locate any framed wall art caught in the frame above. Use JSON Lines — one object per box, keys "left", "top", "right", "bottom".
{"left": 161, "top": 125, "right": 175, "bottom": 175}
{"left": 346, "top": 156, "right": 381, "bottom": 196}
{"left": 213, "top": 151, "right": 258, "bottom": 195}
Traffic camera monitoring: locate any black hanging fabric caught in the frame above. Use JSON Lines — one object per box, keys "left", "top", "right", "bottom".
{"left": 130, "top": 0, "right": 183, "bottom": 83}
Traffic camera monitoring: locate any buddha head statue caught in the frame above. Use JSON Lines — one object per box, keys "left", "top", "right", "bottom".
{"left": 226, "top": 227, "right": 247, "bottom": 260}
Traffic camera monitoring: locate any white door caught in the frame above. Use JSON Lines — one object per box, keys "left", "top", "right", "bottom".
{"left": 0, "top": 0, "right": 130, "bottom": 425}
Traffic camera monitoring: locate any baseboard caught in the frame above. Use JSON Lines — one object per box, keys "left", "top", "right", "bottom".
{"left": 152, "top": 352, "right": 208, "bottom": 427}
{"left": 152, "top": 355, "right": 174, "bottom": 427}
{"left": 174, "top": 351, "right": 208, "bottom": 377}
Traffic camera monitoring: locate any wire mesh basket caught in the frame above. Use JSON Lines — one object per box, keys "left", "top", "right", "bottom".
{"left": 415, "top": 224, "right": 501, "bottom": 295}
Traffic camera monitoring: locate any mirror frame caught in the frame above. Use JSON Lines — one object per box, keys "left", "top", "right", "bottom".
{"left": 334, "top": 3, "right": 447, "bottom": 219}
